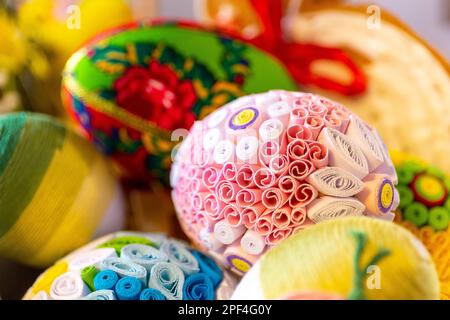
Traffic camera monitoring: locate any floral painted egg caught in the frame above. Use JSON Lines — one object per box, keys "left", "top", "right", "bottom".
{"left": 171, "top": 90, "right": 399, "bottom": 275}
{"left": 23, "top": 232, "right": 232, "bottom": 300}
{"left": 232, "top": 217, "right": 439, "bottom": 299}
{"left": 0, "top": 112, "right": 125, "bottom": 268}
{"left": 62, "top": 21, "right": 297, "bottom": 185}
{"left": 391, "top": 151, "right": 450, "bottom": 299}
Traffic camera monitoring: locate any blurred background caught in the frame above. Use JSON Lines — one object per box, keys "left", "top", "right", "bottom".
{"left": 159, "top": 0, "right": 450, "bottom": 59}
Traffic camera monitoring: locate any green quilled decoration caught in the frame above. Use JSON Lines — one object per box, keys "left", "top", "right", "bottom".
{"left": 396, "top": 159, "right": 450, "bottom": 231}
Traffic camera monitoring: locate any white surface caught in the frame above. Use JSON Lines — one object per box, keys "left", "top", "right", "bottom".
{"left": 231, "top": 261, "right": 264, "bottom": 299}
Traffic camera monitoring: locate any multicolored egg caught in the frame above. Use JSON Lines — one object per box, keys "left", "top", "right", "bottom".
{"left": 0, "top": 112, "right": 125, "bottom": 267}
{"left": 392, "top": 151, "right": 450, "bottom": 299}
{"left": 171, "top": 90, "right": 399, "bottom": 275}
{"left": 62, "top": 21, "right": 297, "bottom": 185}
{"left": 232, "top": 217, "right": 439, "bottom": 300}
{"left": 24, "top": 232, "right": 232, "bottom": 300}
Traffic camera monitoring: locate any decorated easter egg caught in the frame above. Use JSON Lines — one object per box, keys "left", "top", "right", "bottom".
{"left": 171, "top": 90, "right": 399, "bottom": 275}
{"left": 197, "top": 1, "right": 450, "bottom": 174}
{"left": 0, "top": 112, "right": 125, "bottom": 267}
{"left": 232, "top": 217, "right": 439, "bottom": 300}
{"left": 23, "top": 232, "right": 231, "bottom": 300}
{"left": 391, "top": 151, "right": 450, "bottom": 299}
{"left": 62, "top": 21, "right": 297, "bottom": 185}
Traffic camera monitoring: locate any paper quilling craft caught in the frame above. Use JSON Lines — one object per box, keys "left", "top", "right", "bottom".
{"left": 24, "top": 232, "right": 230, "bottom": 300}
{"left": 391, "top": 151, "right": 450, "bottom": 299}
{"left": 171, "top": 90, "right": 399, "bottom": 275}
{"left": 62, "top": 20, "right": 297, "bottom": 184}
{"left": 232, "top": 217, "right": 440, "bottom": 300}
{"left": 197, "top": 1, "right": 450, "bottom": 173}
{"left": 289, "top": 5, "right": 450, "bottom": 173}
{"left": 0, "top": 112, "right": 125, "bottom": 267}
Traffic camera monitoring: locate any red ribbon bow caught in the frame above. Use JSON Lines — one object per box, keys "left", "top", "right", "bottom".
{"left": 248, "top": 0, "right": 367, "bottom": 96}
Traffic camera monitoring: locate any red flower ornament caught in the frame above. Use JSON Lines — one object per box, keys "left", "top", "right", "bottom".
{"left": 114, "top": 61, "right": 197, "bottom": 131}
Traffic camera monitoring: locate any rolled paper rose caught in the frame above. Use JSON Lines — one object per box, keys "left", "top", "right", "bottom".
{"left": 232, "top": 217, "right": 440, "bottom": 300}
{"left": 62, "top": 20, "right": 298, "bottom": 185}
{"left": 24, "top": 232, "right": 227, "bottom": 300}
{"left": 0, "top": 112, "right": 125, "bottom": 267}
{"left": 171, "top": 90, "right": 399, "bottom": 275}
{"left": 183, "top": 273, "right": 215, "bottom": 300}
{"left": 83, "top": 290, "right": 116, "bottom": 301}
{"left": 191, "top": 250, "right": 224, "bottom": 288}
{"left": 139, "top": 288, "right": 166, "bottom": 300}
{"left": 100, "top": 258, "right": 147, "bottom": 286}
{"left": 115, "top": 277, "right": 143, "bottom": 300}
{"left": 160, "top": 240, "right": 200, "bottom": 275}
{"left": 391, "top": 151, "right": 450, "bottom": 300}
{"left": 94, "top": 270, "right": 119, "bottom": 291}
{"left": 50, "top": 272, "right": 90, "bottom": 300}
{"left": 149, "top": 262, "right": 185, "bottom": 300}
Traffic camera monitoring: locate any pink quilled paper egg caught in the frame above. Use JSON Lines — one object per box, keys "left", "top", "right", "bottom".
{"left": 171, "top": 90, "right": 399, "bottom": 275}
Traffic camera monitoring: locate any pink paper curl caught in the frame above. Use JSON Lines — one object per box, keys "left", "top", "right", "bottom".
{"left": 222, "top": 203, "right": 243, "bottom": 227}
{"left": 305, "top": 115, "right": 325, "bottom": 140}
{"left": 272, "top": 205, "right": 292, "bottom": 229}
{"left": 254, "top": 168, "right": 277, "bottom": 189}
{"left": 241, "top": 204, "right": 266, "bottom": 229}
{"left": 290, "top": 207, "right": 307, "bottom": 226}
{"left": 289, "top": 107, "right": 309, "bottom": 125}
{"left": 278, "top": 175, "right": 299, "bottom": 193}
{"left": 236, "top": 188, "right": 263, "bottom": 207}
{"left": 287, "top": 139, "right": 309, "bottom": 161}
{"left": 324, "top": 114, "right": 343, "bottom": 132}
{"left": 307, "top": 141, "right": 329, "bottom": 169}
{"left": 308, "top": 103, "right": 327, "bottom": 117}
{"left": 254, "top": 211, "right": 275, "bottom": 236}
{"left": 265, "top": 227, "right": 293, "bottom": 246}
{"left": 203, "top": 193, "right": 226, "bottom": 220}
{"left": 236, "top": 164, "right": 257, "bottom": 188}
{"left": 269, "top": 154, "right": 290, "bottom": 176}
{"left": 262, "top": 188, "right": 289, "bottom": 209}
{"left": 222, "top": 162, "right": 237, "bottom": 181}
{"left": 202, "top": 166, "right": 221, "bottom": 189}
{"left": 195, "top": 211, "right": 215, "bottom": 230}
{"left": 288, "top": 159, "right": 315, "bottom": 180}
{"left": 287, "top": 124, "right": 313, "bottom": 142}
{"left": 289, "top": 183, "right": 318, "bottom": 208}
